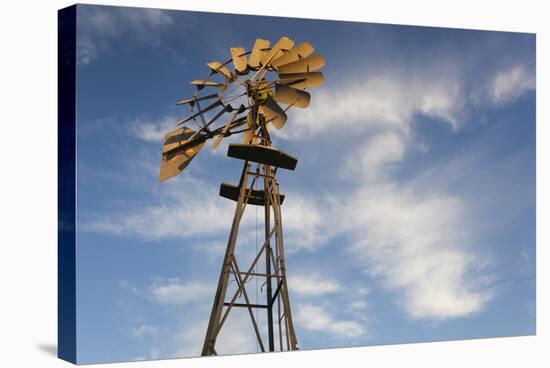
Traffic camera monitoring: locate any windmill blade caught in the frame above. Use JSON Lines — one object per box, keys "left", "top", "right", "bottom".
{"left": 242, "top": 112, "right": 257, "bottom": 144}
{"left": 271, "top": 42, "right": 315, "bottom": 69}
{"left": 273, "top": 84, "right": 311, "bottom": 108}
{"left": 202, "top": 104, "right": 235, "bottom": 130}
{"left": 162, "top": 127, "right": 195, "bottom": 153}
{"left": 259, "top": 96, "right": 287, "bottom": 129}
{"left": 160, "top": 150, "right": 202, "bottom": 181}
{"left": 276, "top": 54, "right": 325, "bottom": 74}
{"left": 278, "top": 72, "right": 324, "bottom": 90}
{"left": 211, "top": 109, "right": 240, "bottom": 150}
{"left": 190, "top": 80, "right": 223, "bottom": 88}
{"left": 206, "top": 61, "right": 232, "bottom": 78}
{"left": 176, "top": 99, "right": 222, "bottom": 126}
{"left": 190, "top": 80, "right": 222, "bottom": 87}
{"left": 248, "top": 38, "right": 270, "bottom": 69}
{"left": 260, "top": 36, "right": 295, "bottom": 67}
{"left": 189, "top": 78, "right": 228, "bottom": 93}
{"left": 230, "top": 47, "right": 248, "bottom": 74}
{"left": 160, "top": 127, "right": 206, "bottom": 181}
{"left": 176, "top": 93, "right": 218, "bottom": 106}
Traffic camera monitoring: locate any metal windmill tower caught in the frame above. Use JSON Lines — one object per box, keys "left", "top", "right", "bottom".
{"left": 159, "top": 36, "right": 325, "bottom": 356}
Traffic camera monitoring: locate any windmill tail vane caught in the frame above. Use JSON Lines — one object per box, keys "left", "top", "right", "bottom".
{"left": 158, "top": 36, "right": 325, "bottom": 356}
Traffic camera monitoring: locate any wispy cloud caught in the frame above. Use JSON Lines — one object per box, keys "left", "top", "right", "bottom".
{"left": 131, "top": 324, "right": 158, "bottom": 338}
{"left": 344, "top": 131, "right": 407, "bottom": 182}
{"left": 295, "top": 303, "right": 366, "bottom": 339}
{"left": 149, "top": 278, "right": 212, "bottom": 305}
{"left": 175, "top": 313, "right": 259, "bottom": 357}
{"left": 118, "top": 279, "right": 142, "bottom": 296}
{"left": 81, "top": 171, "right": 330, "bottom": 252}
{"left": 335, "top": 183, "right": 495, "bottom": 319}
{"left": 77, "top": 6, "right": 173, "bottom": 64}
{"left": 81, "top": 174, "right": 235, "bottom": 240}
{"left": 290, "top": 274, "right": 341, "bottom": 296}
{"left": 285, "top": 66, "right": 528, "bottom": 320}
{"left": 280, "top": 70, "right": 464, "bottom": 140}
{"left": 173, "top": 319, "right": 207, "bottom": 357}
{"left": 129, "top": 116, "right": 177, "bottom": 143}
{"left": 281, "top": 63, "right": 532, "bottom": 319}
{"left": 288, "top": 274, "right": 369, "bottom": 339}
{"left": 280, "top": 193, "right": 332, "bottom": 252}
{"left": 126, "top": 276, "right": 270, "bottom": 357}
{"left": 489, "top": 65, "right": 535, "bottom": 104}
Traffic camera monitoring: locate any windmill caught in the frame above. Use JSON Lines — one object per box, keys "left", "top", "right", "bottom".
{"left": 159, "top": 36, "right": 325, "bottom": 356}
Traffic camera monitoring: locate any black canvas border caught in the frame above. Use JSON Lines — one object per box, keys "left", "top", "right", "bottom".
{"left": 58, "top": 4, "right": 77, "bottom": 364}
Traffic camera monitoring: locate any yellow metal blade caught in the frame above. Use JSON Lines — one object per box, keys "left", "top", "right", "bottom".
{"left": 206, "top": 61, "right": 232, "bottom": 78}
{"left": 273, "top": 84, "right": 311, "bottom": 108}
{"left": 230, "top": 47, "right": 248, "bottom": 74}
{"left": 260, "top": 36, "right": 295, "bottom": 67}
{"left": 248, "top": 38, "right": 270, "bottom": 69}
{"left": 276, "top": 54, "right": 325, "bottom": 74}
{"left": 259, "top": 96, "right": 287, "bottom": 129}
{"left": 160, "top": 127, "right": 205, "bottom": 180}
{"left": 271, "top": 42, "right": 314, "bottom": 69}
{"left": 278, "top": 72, "right": 324, "bottom": 90}
{"left": 190, "top": 80, "right": 223, "bottom": 87}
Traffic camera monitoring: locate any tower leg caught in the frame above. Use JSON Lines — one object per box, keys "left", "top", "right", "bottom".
{"left": 270, "top": 180, "right": 298, "bottom": 349}
{"left": 201, "top": 162, "right": 250, "bottom": 356}
{"left": 264, "top": 163, "right": 275, "bottom": 352}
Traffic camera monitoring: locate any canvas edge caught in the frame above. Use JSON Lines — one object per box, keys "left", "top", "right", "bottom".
{"left": 58, "top": 4, "right": 77, "bottom": 365}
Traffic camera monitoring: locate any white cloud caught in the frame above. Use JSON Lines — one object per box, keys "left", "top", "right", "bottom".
{"left": 335, "top": 183, "right": 494, "bottom": 319}
{"left": 214, "top": 310, "right": 261, "bottom": 355}
{"left": 81, "top": 174, "right": 236, "bottom": 240}
{"left": 490, "top": 65, "right": 535, "bottom": 104}
{"left": 175, "top": 312, "right": 259, "bottom": 357}
{"left": 295, "top": 303, "right": 366, "bottom": 338}
{"left": 82, "top": 172, "right": 331, "bottom": 252}
{"left": 174, "top": 320, "right": 207, "bottom": 357}
{"left": 280, "top": 194, "right": 331, "bottom": 252}
{"left": 348, "top": 300, "right": 368, "bottom": 312}
{"left": 149, "top": 347, "right": 160, "bottom": 360}
{"left": 130, "top": 116, "right": 177, "bottom": 143}
{"left": 192, "top": 239, "right": 227, "bottom": 260}
{"left": 118, "top": 279, "right": 141, "bottom": 295}
{"left": 77, "top": 6, "right": 173, "bottom": 64}
{"left": 278, "top": 65, "right": 521, "bottom": 320}
{"left": 131, "top": 324, "right": 158, "bottom": 338}
{"left": 282, "top": 71, "right": 463, "bottom": 140}
{"left": 150, "top": 279, "right": 212, "bottom": 305}
{"left": 345, "top": 131, "right": 407, "bottom": 181}
{"left": 290, "top": 274, "right": 341, "bottom": 296}
{"left": 279, "top": 64, "right": 534, "bottom": 320}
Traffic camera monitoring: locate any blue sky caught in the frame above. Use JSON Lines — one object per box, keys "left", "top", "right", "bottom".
{"left": 73, "top": 4, "right": 535, "bottom": 364}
